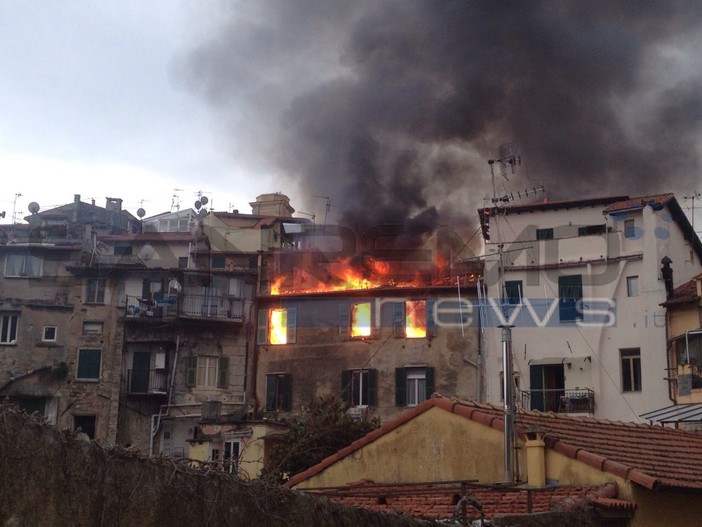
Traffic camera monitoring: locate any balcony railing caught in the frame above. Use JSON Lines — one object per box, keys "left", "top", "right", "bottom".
{"left": 125, "top": 294, "right": 244, "bottom": 322}
{"left": 520, "top": 388, "right": 594, "bottom": 414}
{"left": 127, "top": 369, "right": 168, "bottom": 395}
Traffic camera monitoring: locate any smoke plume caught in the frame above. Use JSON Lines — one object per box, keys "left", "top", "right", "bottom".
{"left": 182, "top": 1, "right": 702, "bottom": 236}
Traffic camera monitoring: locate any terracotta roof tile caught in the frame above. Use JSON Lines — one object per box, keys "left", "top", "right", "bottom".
{"left": 287, "top": 395, "right": 702, "bottom": 491}
{"left": 662, "top": 273, "right": 702, "bottom": 306}
{"left": 602, "top": 193, "right": 675, "bottom": 213}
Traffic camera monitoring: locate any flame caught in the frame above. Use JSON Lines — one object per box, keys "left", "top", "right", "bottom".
{"left": 269, "top": 308, "right": 287, "bottom": 344}
{"left": 350, "top": 302, "right": 371, "bottom": 338}
{"left": 405, "top": 300, "right": 427, "bottom": 339}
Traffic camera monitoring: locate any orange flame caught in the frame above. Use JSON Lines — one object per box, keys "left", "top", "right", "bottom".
{"left": 405, "top": 300, "right": 427, "bottom": 338}
{"left": 350, "top": 302, "right": 371, "bottom": 338}
{"left": 269, "top": 309, "right": 287, "bottom": 344}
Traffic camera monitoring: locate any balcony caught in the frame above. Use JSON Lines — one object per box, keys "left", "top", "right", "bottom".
{"left": 520, "top": 388, "right": 594, "bottom": 414}
{"left": 125, "top": 294, "right": 245, "bottom": 322}
{"left": 127, "top": 369, "right": 168, "bottom": 395}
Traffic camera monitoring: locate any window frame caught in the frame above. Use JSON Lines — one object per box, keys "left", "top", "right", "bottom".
{"left": 395, "top": 367, "right": 435, "bottom": 407}
{"left": 624, "top": 219, "right": 636, "bottom": 239}
{"left": 4, "top": 254, "right": 42, "bottom": 278}
{"left": 86, "top": 278, "right": 106, "bottom": 304}
{"left": 558, "top": 274, "right": 583, "bottom": 322}
{"left": 626, "top": 276, "right": 639, "bottom": 297}
{"left": 341, "top": 369, "right": 377, "bottom": 407}
{"left": 185, "top": 355, "right": 229, "bottom": 388}
{"left": 82, "top": 320, "right": 104, "bottom": 334}
{"left": 73, "top": 414, "right": 97, "bottom": 439}
{"left": 536, "top": 228, "right": 554, "bottom": 240}
{"left": 0, "top": 313, "right": 19, "bottom": 345}
{"left": 621, "top": 348, "right": 642, "bottom": 392}
{"left": 257, "top": 307, "right": 297, "bottom": 345}
{"left": 42, "top": 325, "right": 57, "bottom": 342}
{"left": 265, "top": 372, "right": 292, "bottom": 412}
{"left": 76, "top": 348, "right": 102, "bottom": 381}
{"left": 504, "top": 280, "right": 523, "bottom": 305}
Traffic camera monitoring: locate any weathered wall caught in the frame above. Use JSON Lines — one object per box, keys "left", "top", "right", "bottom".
{"left": 0, "top": 408, "right": 439, "bottom": 527}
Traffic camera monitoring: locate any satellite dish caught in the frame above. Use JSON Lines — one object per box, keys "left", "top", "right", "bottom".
{"left": 138, "top": 244, "right": 156, "bottom": 261}
{"left": 28, "top": 202, "right": 40, "bottom": 214}
{"left": 194, "top": 200, "right": 201, "bottom": 210}
{"left": 200, "top": 196, "right": 209, "bottom": 206}
{"left": 137, "top": 208, "right": 146, "bottom": 218}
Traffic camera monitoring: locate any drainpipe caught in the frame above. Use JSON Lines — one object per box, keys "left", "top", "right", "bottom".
{"left": 501, "top": 324, "right": 515, "bottom": 483}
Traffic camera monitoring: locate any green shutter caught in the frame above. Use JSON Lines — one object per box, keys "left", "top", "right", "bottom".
{"left": 338, "top": 303, "right": 350, "bottom": 340}
{"left": 395, "top": 368, "right": 407, "bottom": 407}
{"left": 425, "top": 367, "right": 435, "bottom": 399}
{"left": 217, "top": 357, "right": 229, "bottom": 388}
{"left": 392, "top": 302, "right": 405, "bottom": 338}
{"left": 257, "top": 309, "right": 268, "bottom": 344}
{"left": 142, "top": 279, "right": 150, "bottom": 299}
{"left": 265, "top": 374, "right": 277, "bottom": 411}
{"left": 426, "top": 299, "right": 437, "bottom": 337}
{"left": 185, "top": 356, "right": 197, "bottom": 387}
{"left": 281, "top": 374, "right": 292, "bottom": 412}
{"left": 370, "top": 302, "right": 379, "bottom": 339}
{"left": 341, "top": 370, "right": 351, "bottom": 403}
{"left": 286, "top": 307, "right": 297, "bottom": 344}
{"left": 367, "top": 369, "right": 377, "bottom": 406}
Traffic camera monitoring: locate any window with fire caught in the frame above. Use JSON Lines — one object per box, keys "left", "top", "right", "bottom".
{"left": 257, "top": 307, "right": 297, "bottom": 345}
{"left": 392, "top": 300, "right": 436, "bottom": 339}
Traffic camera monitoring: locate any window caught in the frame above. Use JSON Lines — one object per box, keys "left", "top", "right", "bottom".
{"left": 178, "top": 256, "right": 189, "bottom": 268}
{"left": 257, "top": 308, "right": 297, "bottom": 345}
{"left": 211, "top": 254, "right": 226, "bottom": 269}
{"left": 405, "top": 300, "right": 427, "bottom": 338}
{"left": 621, "top": 348, "right": 642, "bottom": 392}
{"left": 223, "top": 439, "right": 240, "bottom": 474}
{"left": 536, "top": 228, "right": 554, "bottom": 240}
{"left": 1, "top": 314, "right": 19, "bottom": 344}
{"left": 141, "top": 278, "right": 164, "bottom": 302}
{"left": 395, "top": 367, "right": 435, "bottom": 407}
{"left": 626, "top": 276, "right": 639, "bottom": 297}
{"left": 624, "top": 219, "right": 636, "bottom": 239}
{"left": 5, "top": 254, "right": 42, "bottom": 277}
{"left": 82, "top": 321, "right": 104, "bottom": 334}
{"left": 558, "top": 275, "right": 583, "bottom": 322}
{"left": 265, "top": 373, "right": 292, "bottom": 412}
{"left": 15, "top": 397, "right": 46, "bottom": 417}
{"left": 73, "top": 415, "right": 96, "bottom": 439}
{"left": 76, "top": 348, "right": 101, "bottom": 380}
{"left": 578, "top": 224, "right": 606, "bottom": 236}
{"left": 340, "top": 302, "right": 377, "bottom": 340}
{"left": 114, "top": 246, "right": 132, "bottom": 256}
{"left": 341, "top": 369, "right": 377, "bottom": 407}
{"left": 86, "top": 279, "right": 106, "bottom": 303}
{"left": 504, "top": 281, "right": 523, "bottom": 305}
{"left": 42, "top": 326, "right": 57, "bottom": 342}
{"left": 185, "top": 356, "right": 229, "bottom": 388}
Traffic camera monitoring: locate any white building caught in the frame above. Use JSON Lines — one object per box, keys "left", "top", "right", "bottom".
{"left": 479, "top": 193, "right": 702, "bottom": 421}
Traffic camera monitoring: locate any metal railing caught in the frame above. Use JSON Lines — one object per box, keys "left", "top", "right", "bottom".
{"left": 520, "top": 388, "right": 594, "bottom": 414}
{"left": 125, "top": 294, "right": 245, "bottom": 322}
{"left": 127, "top": 369, "right": 168, "bottom": 394}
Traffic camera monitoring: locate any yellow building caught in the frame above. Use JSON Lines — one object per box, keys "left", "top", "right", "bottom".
{"left": 288, "top": 395, "right": 702, "bottom": 526}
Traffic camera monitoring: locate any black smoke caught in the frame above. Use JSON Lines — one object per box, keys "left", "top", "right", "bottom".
{"left": 181, "top": 0, "right": 702, "bottom": 237}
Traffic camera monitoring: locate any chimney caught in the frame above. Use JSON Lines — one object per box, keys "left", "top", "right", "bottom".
{"left": 73, "top": 194, "right": 81, "bottom": 223}
{"left": 661, "top": 256, "right": 674, "bottom": 298}
{"left": 249, "top": 193, "right": 294, "bottom": 217}
{"left": 524, "top": 426, "right": 546, "bottom": 487}
{"left": 105, "top": 197, "right": 123, "bottom": 212}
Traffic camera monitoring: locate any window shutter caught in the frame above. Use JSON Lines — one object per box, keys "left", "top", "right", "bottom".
{"left": 338, "top": 304, "right": 350, "bottom": 340}
{"left": 426, "top": 299, "right": 437, "bottom": 337}
{"left": 425, "top": 367, "right": 435, "bottom": 399}
{"left": 257, "top": 309, "right": 268, "bottom": 344}
{"left": 341, "top": 370, "right": 351, "bottom": 403}
{"left": 185, "top": 356, "right": 197, "bottom": 387}
{"left": 281, "top": 374, "right": 292, "bottom": 412}
{"left": 286, "top": 307, "right": 297, "bottom": 344}
{"left": 217, "top": 357, "right": 229, "bottom": 388}
{"left": 370, "top": 302, "right": 379, "bottom": 339}
{"left": 392, "top": 302, "right": 405, "bottom": 338}
{"left": 265, "top": 375, "right": 276, "bottom": 411}
{"left": 395, "top": 368, "right": 407, "bottom": 407}
{"left": 367, "top": 369, "right": 377, "bottom": 406}
{"left": 141, "top": 279, "right": 150, "bottom": 299}
{"left": 529, "top": 365, "right": 544, "bottom": 412}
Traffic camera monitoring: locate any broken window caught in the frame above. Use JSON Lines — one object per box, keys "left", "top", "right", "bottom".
{"left": 257, "top": 308, "right": 297, "bottom": 345}
{"left": 404, "top": 300, "right": 427, "bottom": 338}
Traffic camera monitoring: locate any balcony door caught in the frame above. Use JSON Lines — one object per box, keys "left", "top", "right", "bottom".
{"left": 130, "top": 352, "right": 151, "bottom": 393}
{"left": 529, "top": 363, "right": 564, "bottom": 412}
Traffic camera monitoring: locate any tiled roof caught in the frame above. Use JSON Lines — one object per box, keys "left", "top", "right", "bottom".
{"left": 661, "top": 272, "right": 702, "bottom": 306}
{"left": 602, "top": 193, "right": 675, "bottom": 213}
{"left": 287, "top": 395, "right": 702, "bottom": 491}
{"left": 478, "top": 195, "right": 628, "bottom": 216}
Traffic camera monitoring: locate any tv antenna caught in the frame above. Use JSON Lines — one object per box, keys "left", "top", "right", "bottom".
{"left": 12, "top": 193, "right": 22, "bottom": 224}
{"left": 312, "top": 195, "right": 332, "bottom": 232}
{"left": 684, "top": 191, "right": 702, "bottom": 231}
{"left": 171, "top": 189, "right": 183, "bottom": 212}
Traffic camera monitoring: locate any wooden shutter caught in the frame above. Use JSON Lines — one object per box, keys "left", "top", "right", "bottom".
{"left": 395, "top": 368, "right": 407, "bottom": 407}
{"left": 425, "top": 367, "right": 435, "bottom": 399}
{"left": 529, "top": 365, "right": 544, "bottom": 412}
{"left": 142, "top": 279, "right": 150, "bottom": 299}
{"left": 370, "top": 302, "right": 380, "bottom": 339}
{"left": 286, "top": 307, "right": 297, "bottom": 344}
{"left": 265, "top": 374, "right": 277, "bottom": 411}
{"left": 281, "top": 374, "right": 292, "bottom": 411}
{"left": 341, "top": 370, "right": 351, "bottom": 403}
{"left": 426, "top": 299, "right": 437, "bottom": 337}
{"left": 367, "top": 369, "right": 377, "bottom": 406}
{"left": 185, "top": 356, "right": 197, "bottom": 387}
{"left": 392, "top": 302, "right": 405, "bottom": 338}
{"left": 217, "top": 357, "right": 229, "bottom": 388}
{"left": 257, "top": 309, "right": 268, "bottom": 344}
{"left": 338, "top": 303, "right": 350, "bottom": 340}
